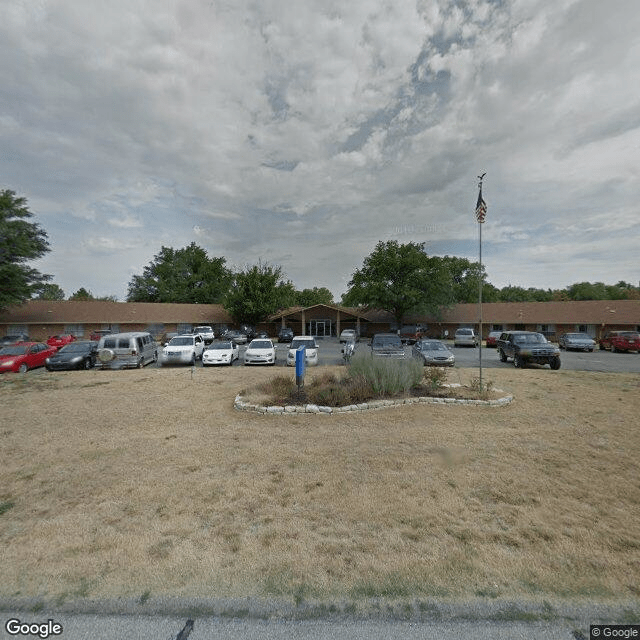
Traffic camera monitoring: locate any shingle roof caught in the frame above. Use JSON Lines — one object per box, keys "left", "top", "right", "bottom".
{"left": 0, "top": 300, "right": 232, "bottom": 324}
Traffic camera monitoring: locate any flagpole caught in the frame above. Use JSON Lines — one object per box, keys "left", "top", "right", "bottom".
{"left": 476, "top": 173, "right": 486, "bottom": 392}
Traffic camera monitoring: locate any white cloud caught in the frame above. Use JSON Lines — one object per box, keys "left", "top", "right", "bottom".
{"left": 1, "top": 0, "right": 638, "bottom": 300}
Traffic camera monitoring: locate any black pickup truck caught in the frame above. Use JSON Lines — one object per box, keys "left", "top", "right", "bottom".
{"left": 497, "top": 331, "right": 561, "bottom": 369}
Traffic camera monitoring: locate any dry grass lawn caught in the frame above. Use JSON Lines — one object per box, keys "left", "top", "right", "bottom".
{"left": 1, "top": 365, "right": 639, "bottom": 608}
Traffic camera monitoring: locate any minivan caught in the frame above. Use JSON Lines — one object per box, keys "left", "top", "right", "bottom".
{"left": 453, "top": 328, "right": 479, "bottom": 347}
{"left": 96, "top": 332, "right": 158, "bottom": 369}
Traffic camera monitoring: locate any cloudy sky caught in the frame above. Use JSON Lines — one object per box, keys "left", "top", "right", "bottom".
{"left": 2, "top": 0, "right": 639, "bottom": 301}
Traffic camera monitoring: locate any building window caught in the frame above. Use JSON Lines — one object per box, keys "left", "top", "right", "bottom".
{"left": 177, "top": 323, "right": 193, "bottom": 334}
{"left": 146, "top": 323, "right": 165, "bottom": 339}
{"left": 8, "top": 324, "right": 29, "bottom": 336}
{"left": 491, "top": 324, "right": 503, "bottom": 331}
{"left": 64, "top": 324, "right": 85, "bottom": 337}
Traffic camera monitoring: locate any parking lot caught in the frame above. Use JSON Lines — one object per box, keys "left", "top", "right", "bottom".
{"left": 152, "top": 337, "right": 640, "bottom": 374}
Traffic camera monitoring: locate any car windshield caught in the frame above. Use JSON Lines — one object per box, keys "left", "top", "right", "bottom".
{"left": 514, "top": 333, "right": 546, "bottom": 344}
{"left": 250, "top": 340, "right": 272, "bottom": 349}
{"left": 373, "top": 336, "right": 402, "bottom": 347}
{"left": 291, "top": 339, "right": 316, "bottom": 349}
{"left": 457, "top": 329, "right": 472, "bottom": 335}
{"left": 210, "top": 341, "right": 232, "bottom": 350}
{"left": 567, "top": 333, "right": 589, "bottom": 339}
{"left": 421, "top": 341, "right": 446, "bottom": 351}
{"left": 620, "top": 332, "right": 640, "bottom": 338}
{"left": 59, "top": 343, "right": 90, "bottom": 353}
{"left": 169, "top": 337, "right": 194, "bottom": 346}
{"left": 195, "top": 327, "right": 210, "bottom": 332}
{"left": 0, "top": 345, "right": 28, "bottom": 355}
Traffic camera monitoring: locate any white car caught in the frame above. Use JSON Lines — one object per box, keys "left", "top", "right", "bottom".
{"left": 244, "top": 338, "right": 276, "bottom": 365}
{"left": 159, "top": 334, "right": 204, "bottom": 366}
{"left": 202, "top": 340, "right": 239, "bottom": 366}
{"left": 339, "top": 329, "right": 358, "bottom": 343}
{"left": 286, "top": 336, "right": 319, "bottom": 366}
{"left": 193, "top": 325, "right": 215, "bottom": 344}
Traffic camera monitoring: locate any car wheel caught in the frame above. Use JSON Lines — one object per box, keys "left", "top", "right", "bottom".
{"left": 18, "top": 363, "right": 28, "bottom": 373}
{"left": 514, "top": 354, "right": 524, "bottom": 368}
{"left": 550, "top": 357, "right": 561, "bottom": 370}
{"left": 499, "top": 349, "right": 507, "bottom": 363}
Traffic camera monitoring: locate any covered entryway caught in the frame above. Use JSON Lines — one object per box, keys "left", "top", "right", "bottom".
{"left": 307, "top": 319, "right": 332, "bottom": 337}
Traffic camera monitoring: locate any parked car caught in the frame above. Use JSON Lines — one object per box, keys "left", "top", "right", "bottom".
{"left": 485, "top": 331, "right": 502, "bottom": 348}
{"left": 202, "top": 340, "right": 239, "bottom": 366}
{"left": 399, "top": 325, "right": 426, "bottom": 344}
{"left": 159, "top": 334, "right": 205, "bottom": 366}
{"left": 224, "top": 329, "right": 248, "bottom": 345}
{"left": 339, "top": 329, "right": 358, "bottom": 343}
{"left": 0, "top": 342, "right": 57, "bottom": 373}
{"left": 96, "top": 332, "right": 158, "bottom": 369}
{"left": 371, "top": 333, "right": 406, "bottom": 359}
{"left": 193, "top": 326, "right": 215, "bottom": 344}
{"left": 277, "top": 327, "right": 294, "bottom": 343}
{"left": 286, "top": 336, "right": 319, "bottom": 366}
{"left": 454, "top": 328, "right": 479, "bottom": 347}
{"left": 558, "top": 333, "right": 596, "bottom": 352}
{"left": 412, "top": 339, "right": 455, "bottom": 366}
{"left": 244, "top": 338, "right": 276, "bottom": 365}
{"left": 255, "top": 330, "right": 269, "bottom": 339}
{"left": 0, "top": 334, "right": 30, "bottom": 347}
{"left": 599, "top": 331, "right": 640, "bottom": 353}
{"left": 46, "top": 334, "right": 77, "bottom": 350}
{"left": 497, "top": 331, "right": 561, "bottom": 369}
{"left": 89, "top": 329, "right": 112, "bottom": 341}
{"left": 45, "top": 341, "right": 98, "bottom": 371}
{"left": 240, "top": 325, "right": 257, "bottom": 341}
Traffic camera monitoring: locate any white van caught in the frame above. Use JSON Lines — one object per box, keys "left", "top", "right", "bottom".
{"left": 96, "top": 332, "right": 158, "bottom": 369}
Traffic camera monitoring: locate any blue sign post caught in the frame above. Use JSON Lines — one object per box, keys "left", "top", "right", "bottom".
{"left": 295, "top": 345, "right": 306, "bottom": 396}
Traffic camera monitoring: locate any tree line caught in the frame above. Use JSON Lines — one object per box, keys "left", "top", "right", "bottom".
{"left": 2, "top": 189, "right": 638, "bottom": 323}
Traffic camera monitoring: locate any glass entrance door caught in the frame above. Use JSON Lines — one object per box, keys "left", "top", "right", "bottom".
{"left": 308, "top": 320, "right": 331, "bottom": 337}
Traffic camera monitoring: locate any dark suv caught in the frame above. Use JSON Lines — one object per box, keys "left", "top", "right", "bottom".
{"left": 497, "top": 331, "right": 561, "bottom": 369}
{"left": 371, "top": 333, "right": 406, "bottom": 359}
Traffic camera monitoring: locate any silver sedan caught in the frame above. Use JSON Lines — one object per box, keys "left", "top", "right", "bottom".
{"left": 412, "top": 339, "right": 455, "bottom": 366}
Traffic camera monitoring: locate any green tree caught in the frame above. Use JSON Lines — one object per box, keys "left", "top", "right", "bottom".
{"left": 127, "top": 243, "right": 231, "bottom": 303}
{"left": 341, "top": 241, "right": 453, "bottom": 324}
{"left": 34, "top": 283, "right": 65, "bottom": 300}
{"left": 68, "top": 287, "right": 94, "bottom": 300}
{"left": 0, "top": 189, "right": 51, "bottom": 310}
{"left": 224, "top": 262, "right": 296, "bottom": 325}
{"left": 294, "top": 287, "right": 334, "bottom": 307}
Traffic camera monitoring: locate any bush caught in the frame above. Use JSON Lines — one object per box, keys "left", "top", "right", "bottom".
{"left": 424, "top": 366, "right": 447, "bottom": 391}
{"left": 346, "top": 352, "right": 422, "bottom": 396}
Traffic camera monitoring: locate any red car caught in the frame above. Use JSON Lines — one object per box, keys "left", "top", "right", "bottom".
{"left": 485, "top": 331, "right": 502, "bottom": 348}
{"left": 46, "top": 334, "right": 77, "bottom": 349}
{"left": 599, "top": 331, "right": 640, "bottom": 353}
{"left": 0, "top": 342, "right": 58, "bottom": 373}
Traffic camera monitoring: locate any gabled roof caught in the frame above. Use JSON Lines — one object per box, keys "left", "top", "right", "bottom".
{"left": 0, "top": 300, "right": 232, "bottom": 324}
{"left": 268, "top": 303, "right": 372, "bottom": 321}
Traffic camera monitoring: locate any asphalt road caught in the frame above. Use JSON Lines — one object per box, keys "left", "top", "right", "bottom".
{"left": 178, "top": 338, "right": 640, "bottom": 374}
{"left": 0, "top": 609, "right": 615, "bottom": 640}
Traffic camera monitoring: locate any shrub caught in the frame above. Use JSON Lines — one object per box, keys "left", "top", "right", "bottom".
{"left": 424, "top": 366, "right": 447, "bottom": 391}
{"left": 346, "top": 352, "right": 422, "bottom": 396}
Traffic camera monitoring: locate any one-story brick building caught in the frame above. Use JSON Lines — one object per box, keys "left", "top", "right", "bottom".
{"left": 0, "top": 299, "right": 638, "bottom": 342}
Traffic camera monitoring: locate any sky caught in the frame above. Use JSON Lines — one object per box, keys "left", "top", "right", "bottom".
{"left": 2, "top": 0, "right": 639, "bottom": 302}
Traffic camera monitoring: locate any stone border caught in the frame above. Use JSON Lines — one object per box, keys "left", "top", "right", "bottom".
{"left": 234, "top": 385, "right": 513, "bottom": 414}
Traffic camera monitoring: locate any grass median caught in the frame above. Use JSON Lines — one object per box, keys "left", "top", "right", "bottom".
{"left": 1, "top": 365, "right": 639, "bottom": 609}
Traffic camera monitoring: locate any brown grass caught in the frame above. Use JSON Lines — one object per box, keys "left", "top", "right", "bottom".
{"left": 1, "top": 365, "right": 639, "bottom": 606}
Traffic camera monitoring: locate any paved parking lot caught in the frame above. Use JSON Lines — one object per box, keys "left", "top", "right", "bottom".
{"left": 154, "top": 337, "right": 640, "bottom": 374}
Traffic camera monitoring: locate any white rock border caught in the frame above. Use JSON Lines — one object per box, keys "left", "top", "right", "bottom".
{"left": 234, "top": 385, "right": 513, "bottom": 414}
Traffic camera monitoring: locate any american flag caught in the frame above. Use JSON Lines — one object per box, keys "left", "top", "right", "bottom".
{"left": 475, "top": 186, "right": 487, "bottom": 223}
